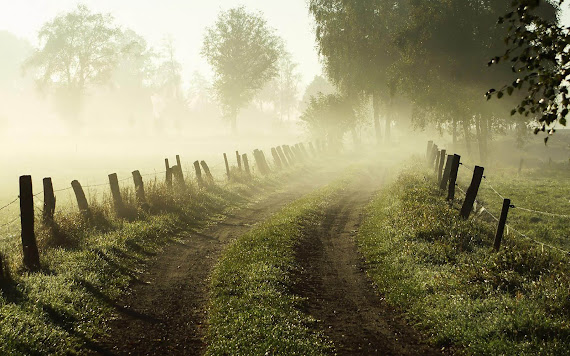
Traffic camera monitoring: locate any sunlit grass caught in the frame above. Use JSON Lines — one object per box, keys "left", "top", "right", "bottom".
{"left": 358, "top": 163, "right": 570, "bottom": 355}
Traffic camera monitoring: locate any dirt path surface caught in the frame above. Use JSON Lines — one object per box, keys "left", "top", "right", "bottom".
{"left": 293, "top": 172, "right": 443, "bottom": 355}
{"left": 94, "top": 166, "right": 344, "bottom": 355}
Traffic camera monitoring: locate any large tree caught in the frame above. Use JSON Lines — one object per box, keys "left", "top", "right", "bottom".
{"left": 202, "top": 6, "right": 283, "bottom": 133}
{"left": 24, "top": 5, "right": 124, "bottom": 126}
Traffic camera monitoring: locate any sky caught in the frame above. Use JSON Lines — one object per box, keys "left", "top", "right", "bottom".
{"left": 0, "top": 0, "right": 323, "bottom": 89}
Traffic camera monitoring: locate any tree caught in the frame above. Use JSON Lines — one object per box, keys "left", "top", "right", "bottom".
{"left": 486, "top": 0, "right": 565, "bottom": 141}
{"left": 202, "top": 6, "right": 283, "bottom": 133}
{"left": 23, "top": 5, "right": 123, "bottom": 126}
{"left": 300, "top": 92, "right": 355, "bottom": 147}
{"left": 300, "top": 75, "right": 337, "bottom": 113}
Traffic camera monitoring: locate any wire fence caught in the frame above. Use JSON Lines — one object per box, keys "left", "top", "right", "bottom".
{"left": 453, "top": 158, "right": 570, "bottom": 256}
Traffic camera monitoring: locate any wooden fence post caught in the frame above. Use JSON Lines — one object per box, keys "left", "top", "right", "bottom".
{"left": 175, "top": 155, "right": 185, "bottom": 184}
{"left": 434, "top": 149, "right": 441, "bottom": 173}
{"left": 271, "top": 147, "right": 282, "bottom": 169}
{"left": 299, "top": 143, "right": 309, "bottom": 158}
{"left": 253, "top": 149, "right": 268, "bottom": 175}
{"left": 236, "top": 151, "right": 242, "bottom": 171}
{"left": 447, "top": 154, "right": 461, "bottom": 201}
{"left": 165, "top": 159, "right": 173, "bottom": 189}
{"left": 260, "top": 150, "right": 271, "bottom": 173}
{"left": 108, "top": 173, "right": 124, "bottom": 215}
{"left": 440, "top": 155, "right": 453, "bottom": 190}
{"left": 200, "top": 161, "right": 214, "bottom": 182}
{"left": 460, "top": 165, "right": 484, "bottom": 219}
{"left": 431, "top": 144, "right": 439, "bottom": 167}
{"left": 426, "top": 141, "right": 434, "bottom": 163}
{"left": 71, "top": 180, "right": 90, "bottom": 215}
{"left": 242, "top": 153, "right": 251, "bottom": 176}
{"left": 19, "top": 176, "right": 40, "bottom": 271}
{"left": 42, "top": 177, "right": 56, "bottom": 224}
{"left": 518, "top": 158, "right": 524, "bottom": 174}
{"left": 194, "top": 161, "right": 204, "bottom": 187}
{"left": 494, "top": 199, "right": 511, "bottom": 251}
{"left": 437, "top": 150, "right": 446, "bottom": 183}
{"left": 223, "top": 153, "right": 231, "bottom": 180}
{"left": 283, "top": 145, "right": 294, "bottom": 164}
{"left": 276, "top": 146, "right": 289, "bottom": 167}
{"left": 132, "top": 170, "right": 148, "bottom": 208}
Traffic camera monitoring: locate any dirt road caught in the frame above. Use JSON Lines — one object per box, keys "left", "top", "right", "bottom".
{"left": 293, "top": 171, "right": 443, "bottom": 355}
{"left": 94, "top": 165, "right": 344, "bottom": 355}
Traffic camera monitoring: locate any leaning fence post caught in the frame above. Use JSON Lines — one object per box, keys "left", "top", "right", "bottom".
{"left": 193, "top": 161, "right": 204, "bottom": 187}
{"left": 242, "top": 153, "right": 251, "bottom": 176}
{"left": 71, "top": 180, "right": 90, "bottom": 215}
{"left": 494, "top": 199, "right": 511, "bottom": 251}
{"left": 19, "top": 176, "right": 40, "bottom": 271}
{"left": 42, "top": 177, "right": 56, "bottom": 224}
{"left": 200, "top": 161, "right": 214, "bottom": 182}
{"left": 271, "top": 147, "right": 282, "bottom": 169}
{"left": 437, "top": 150, "right": 446, "bottom": 183}
{"left": 460, "top": 165, "right": 484, "bottom": 219}
{"left": 253, "top": 150, "right": 268, "bottom": 175}
{"left": 277, "top": 146, "right": 289, "bottom": 167}
{"left": 447, "top": 154, "right": 461, "bottom": 201}
{"left": 223, "top": 153, "right": 231, "bottom": 180}
{"left": 165, "top": 158, "right": 173, "bottom": 189}
{"left": 434, "top": 149, "right": 441, "bottom": 173}
{"left": 236, "top": 151, "right": 242, "bottom": 171}
{"left": 108, "top": 173, "right": 124, "bottom": 215}
{"left": 260, "top": 150, "right": 271, "bottom": 173}
{"left": 431, "top": 144, "right": 439, "bottom": 167}
{"left": 132, "top": 170, "right": 148, "bottom": 208}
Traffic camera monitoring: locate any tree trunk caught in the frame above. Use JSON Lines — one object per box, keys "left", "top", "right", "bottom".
{"left": 476, "top": 115, "right": 488, "bottom": 165}
{"left": 372, "top": 92, "right": 381, "bottom": 144}
{"left": 462, "top": 118, "right": 472, "bottom": 157}
{"left": 452, "top": 117, "right": 458, "bottom": 146}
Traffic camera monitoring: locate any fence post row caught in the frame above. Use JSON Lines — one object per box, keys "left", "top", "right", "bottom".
{"left": 242, "top": 153, "right": 251, "bottom": 176}
{"left": 42, "top": 177, "right": 56, "bottom": 224}
{"left": 460, "top": 165, "right": 484, "bottom": 220}
{"left": 494, "top": 198, "right": 511, "bottom": 251}
{"left": 447, "top": 154, "right": 461, "bottom": 201}
{"left": 19, "top": 175, "right": 40, "bottom": 271}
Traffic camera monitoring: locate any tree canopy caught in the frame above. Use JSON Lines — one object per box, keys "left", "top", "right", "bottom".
{"left": 202, "top": 6, "right": 283, "bottom": 133}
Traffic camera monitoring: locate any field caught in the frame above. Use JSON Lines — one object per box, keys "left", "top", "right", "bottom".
{"left": 0, "top": 139, "right": 568, "bottom": 355}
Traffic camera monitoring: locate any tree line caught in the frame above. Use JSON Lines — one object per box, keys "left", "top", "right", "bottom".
{"left": 18, "top": 5, "right": 300, "bottom": 134}
{"left": 303, "top": 0, "right": 563, "bottom": 161}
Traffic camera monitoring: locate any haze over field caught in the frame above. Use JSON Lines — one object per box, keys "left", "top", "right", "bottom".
{"left": 0, "top": 0, "right": 568, "bottom": 200}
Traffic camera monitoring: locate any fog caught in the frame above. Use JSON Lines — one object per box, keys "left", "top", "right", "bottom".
{"left": 0, "top": 0, "right": 568, "bottom": 207}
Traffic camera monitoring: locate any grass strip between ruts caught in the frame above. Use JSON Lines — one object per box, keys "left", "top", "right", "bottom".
{"left": 206, "top": 178, "right": 352, "bottom": 355}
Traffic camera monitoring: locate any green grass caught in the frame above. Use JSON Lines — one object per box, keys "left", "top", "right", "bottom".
{"left": 0, "top": 170, "right": 294, "bottom": 355}
{"left": 357, "top": 162, "right": 570, "bottom": 355}
{"left": 206, "top": 179, "right": 350, "bottom": 356}
{"left": 455, "top": 163, "right": 570, "bottom": 251}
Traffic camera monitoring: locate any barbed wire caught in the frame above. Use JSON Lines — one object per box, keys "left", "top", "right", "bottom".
{"left": 511, "top": 205, "right": 570, "bottom": 219}
{"left": 0, "top": 197, "right": 19, "bottom": 212}
{"left": 0, "top": 216, "right": 19, "bottom": 229}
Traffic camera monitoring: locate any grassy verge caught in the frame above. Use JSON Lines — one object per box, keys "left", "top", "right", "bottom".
{"left": 357, "top": 162, "right": 570, "bottom": 355}
{"left": 206, "top": 178, "right": 351, "bottom": 355}
{"left": 0, "top": 169, "right": 294, "bottom": 355}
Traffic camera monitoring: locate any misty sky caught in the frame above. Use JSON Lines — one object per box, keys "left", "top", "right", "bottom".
{"left": 0, "top": 0, "right": 322, "bottom": 89}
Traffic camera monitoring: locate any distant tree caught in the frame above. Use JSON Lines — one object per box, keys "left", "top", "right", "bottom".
{"left": 258, "top": 52, "right": 301, "bottom": 120}
{"left": 0, "top": 31, "right": 32, "bottom": 89}
{"left": 486, "top": 0, "right": 565, "bottom": 140}
{"left": 23, "top": 5, "right": 123, "bottom": 126}
{"left": 202, "top": 6, "right": 282, "bottom": 133}
{"left": 300, "top": 75, "right": 337, "bottom": 113}
{"left": 300, "top": 93, "right": 355, "bottom": 146}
